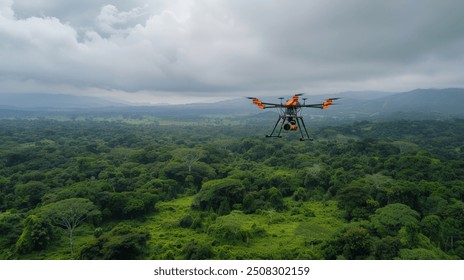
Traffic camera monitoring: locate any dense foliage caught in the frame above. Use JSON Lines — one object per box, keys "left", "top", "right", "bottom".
{"left": 0, "top": 117, "right": 463, "bottom": 259}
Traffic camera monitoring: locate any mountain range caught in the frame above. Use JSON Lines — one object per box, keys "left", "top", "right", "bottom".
{"left": 325, "top": 88, "right": 464, "bottom": 119}
{"left": 0, "top": 93, "right": 126, "bottom": 110}
{"left": 0, "top": 88, "right": 463, "bottom": 120}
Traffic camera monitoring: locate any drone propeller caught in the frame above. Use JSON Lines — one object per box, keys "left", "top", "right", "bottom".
{"left": 321, "top": 97, "right": 341, "bottom": 109}
{"left": 295, "top": 93, "right": 305, "bottom": 96}
{"left": 246, "top": 96, "right": 265, "bottom": 109}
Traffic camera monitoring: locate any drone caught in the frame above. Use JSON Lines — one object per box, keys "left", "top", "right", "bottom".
{"left": 247, "top": 93, "right": 340, "bottom": 141}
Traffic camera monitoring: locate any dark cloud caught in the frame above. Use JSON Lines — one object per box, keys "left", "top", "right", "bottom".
{"left": 1, "top": 0, "right": 464, "bottom": 103}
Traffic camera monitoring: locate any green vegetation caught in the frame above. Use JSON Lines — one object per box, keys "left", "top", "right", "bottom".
{"left": 0, "top": 117, "right": 463, "bottom": 259}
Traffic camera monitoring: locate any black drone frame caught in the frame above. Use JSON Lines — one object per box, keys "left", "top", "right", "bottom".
{"left": 266, "top": 98, "right": 313, "bottom": 141}
{"left": 248, "top": 94, "right": 340, "bottom": 141}
{"left": 266, "top": 101, "right": 313, "bottom": 141}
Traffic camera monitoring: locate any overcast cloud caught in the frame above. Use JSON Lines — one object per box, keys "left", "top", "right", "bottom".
{"left": 1, "top": 0, "right": 464, "bottom": 103}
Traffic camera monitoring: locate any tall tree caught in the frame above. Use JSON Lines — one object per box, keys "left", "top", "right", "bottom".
{"left": 172, "top": 148, "right": 205, "bottom": 173}
{"left": 41, "top": 198, "right": 100, "bottom": 257}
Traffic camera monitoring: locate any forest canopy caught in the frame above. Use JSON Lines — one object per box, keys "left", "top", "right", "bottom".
{"left": 0, "top": 117, "right": 463, "bottom": 260}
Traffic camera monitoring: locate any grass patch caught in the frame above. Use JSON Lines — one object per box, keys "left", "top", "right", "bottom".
{"left": 142, "top": 196, "right": 344, "bottom": 259}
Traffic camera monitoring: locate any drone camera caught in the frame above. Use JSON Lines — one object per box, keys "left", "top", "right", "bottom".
{"left": 290, "top": 120, "right": 298, "bottom": 130}
{"left": 284, "top": 120, "right": 298, "bottom": 131}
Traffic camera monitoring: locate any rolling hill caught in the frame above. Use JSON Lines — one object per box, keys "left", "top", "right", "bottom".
{"left": 1, "top": 88, "right": 463, "bottom": 120}
{"left": 0, "top": 93, "right": 126, "bottom": 110}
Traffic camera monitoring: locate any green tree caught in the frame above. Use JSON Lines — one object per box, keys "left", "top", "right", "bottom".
{"left": 182, "top": 240, "right": 215, "bottom": 260}
{"left": 15, "top": 215, "right": 54, "bottom": 254}
{"left": 341, "top": 227, "right": 373, "bottom": 259}
{"left": 420, "top": 215, "right": 443, "bottom": 245}
{"left": 162, "top": 161, "right": 216, "bottom": 188}
{"left": 218, "top": 199, "right": 231, "bottom": 216}
{"left": 140, "top": 178, "right": 180, "bottom": 200}
{"left": 41, "top": 198, "right": 100, "bottom": 257}
{"left": 398, "top": 222, "right": 420, "bottom": 248}
{"left": 100, "top": 191, "right": 156, "bottom": 219}
{"left": 374, "top": 236, "right": 402, "bottom": 259}
{"left": 441, "top": 200, "right": 464, "bottom": 249}
{"left": 192, "top": 179, "right": 244, "bottom": 214}
{"left": 0, "top": 212, "right": 24, "bottom": 248}
{"left": 337, "top": 183, "right": 372, "bottom": 220}
{"left": 387, "top": 181, "right": 425, "bottom": 211}
{"left": 398, "top": 248, "right": 443, "bottom": 260}
{"left": 209, "top": 213, "right": 251, "bottom": 245}
{"left": 79, "top": 223, "right": 150, "bottom": 260}
{"left": 123, "top": 197, "right": 145, "bottom": 217}
{"left": 293, "top": 187, "right": 308, "bottom": 201}
{"left": 370, "top": 203, "right": 420, "bottom": 237}
{"left": 14, "top": 181, "right": 49, "bottom": 209}
{"left": 242, "top": 193, "right": 257, "bottom": 214}
{"left": 322, "top": 226, "right": 373, "bottom": 260}
{"left": 268, "top": 187, "right": 285, "bottom": 211}
{"left": 172, "top": 148, "right": 205, "bottom": 173}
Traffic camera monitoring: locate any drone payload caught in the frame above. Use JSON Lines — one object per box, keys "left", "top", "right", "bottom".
{"left": 247, "top": 93, "right": 340, "bottom": 141}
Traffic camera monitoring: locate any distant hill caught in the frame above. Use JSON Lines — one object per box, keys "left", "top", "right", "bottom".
{"left": 0, "top": 93, "right": 126, "bottom": 109}
{"left": 334, "top": 90, "right": 396, "bottom": 100}
{"left": 368, "top": 88, "right": 464, "bottom": 115}
{"left": 331, "top": 88, "right": 464, "bottom": 119}
{"left": 1, "top": 89, "right": 463, "bottom": 120}
{"left": 231, "top": 88, "right": 464, "bottom": 121}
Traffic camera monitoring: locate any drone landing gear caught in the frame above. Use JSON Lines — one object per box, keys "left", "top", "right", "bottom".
{"left": 265, "top": 116, "right": 284, "bottom": 138}
{"left": 266, "top": 115, "right": 313, "bottom": 141}
{"left": 296, "top": 117, "right": 313, "bottom": 141}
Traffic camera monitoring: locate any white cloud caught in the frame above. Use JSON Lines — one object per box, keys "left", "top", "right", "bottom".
{"left": 0, "top": 0, "right": 14, "bottom": 19}
{"left": 96, "top": 4, "right": 146, "bottom": 35}
{"left": 1, "top": 0, "right": 464, "bottom": 103}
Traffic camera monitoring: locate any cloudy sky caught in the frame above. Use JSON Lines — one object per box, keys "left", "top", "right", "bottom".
{"left": 1, "top": 0, "right": 464, "bottom": 104}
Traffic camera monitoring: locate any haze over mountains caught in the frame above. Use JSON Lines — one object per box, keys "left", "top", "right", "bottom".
{"left": 322, "top": 88, "right": 464, "bottom": 119}
{"left": 1, "top": 88, "right": 463, "bottom": 120}
{"left": 0, "top": 93, "right": 126, "bottom": 109}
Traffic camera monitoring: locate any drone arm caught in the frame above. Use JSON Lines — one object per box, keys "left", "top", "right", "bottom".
{"left": 301, "top": 98, "right": 340, "bottom": 109}
{"left": 248, "top": 97, "right": 281, "bottom": 109}
{"left": 248, "top": 97, "right": 264, "bottom": 109}
{"left": 303, "top": 104, "right": 324, "bottom": 109}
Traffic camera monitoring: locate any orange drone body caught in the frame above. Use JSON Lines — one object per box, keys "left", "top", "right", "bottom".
{"left": 247, "top": 93, "right": 340, "bottom": 141}
{"left": 285, "top": 95, "right": 300, "bottom": 107}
